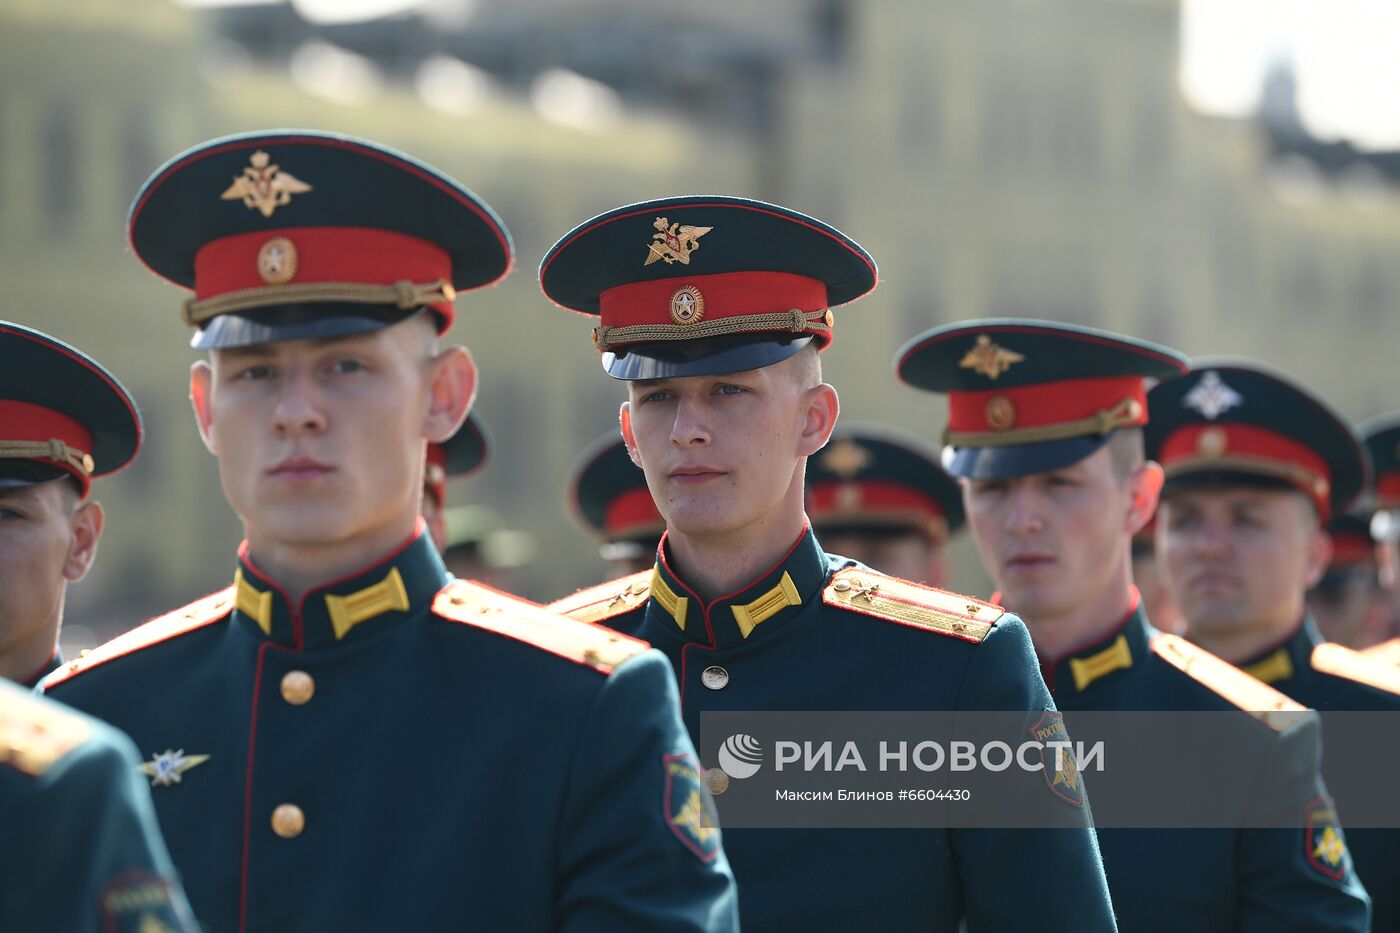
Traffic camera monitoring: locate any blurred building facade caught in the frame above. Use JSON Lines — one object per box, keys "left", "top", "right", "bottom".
{"left": 2, "top": 0, "right": 1398, "bottom": 642}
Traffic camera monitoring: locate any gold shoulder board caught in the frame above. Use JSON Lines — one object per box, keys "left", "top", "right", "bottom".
{"left": 43, "top": 586, "right": 236, "bottom": 689}
{"left": 0, "top": 689, "right": 91, "bottom": 777}
{"left": 1313, "top": 643, "right": 1400, "bottom": 695}
{"left": 435, "top": 580, "right": 649, "bottom": 674}
{"left": 1152, "top": 633, "right": 1310, "bottom": 732}
{"left": 822, "top": 567, "right": 1002, "bottom": 644}
{"left": 546, "top": 569, "right": 653, "bottom": 625}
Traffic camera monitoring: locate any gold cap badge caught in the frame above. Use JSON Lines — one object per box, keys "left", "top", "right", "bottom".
{"left": 959, "top": 335, "right": 1025, "bottom": 380}
{"left": 985, "top": 396, "right": 1017, "bottom": 430}
{"left": 221, "top": 150, "right": 312, "bottom": 218}
{"left": 669, "top": 285, "right": 705, "bottom": 325}
{"left": 256, "top": 237, "right": 298, "bottom": 285}
{"left": 645, "top": 217, "right": 712, "bottom": 266}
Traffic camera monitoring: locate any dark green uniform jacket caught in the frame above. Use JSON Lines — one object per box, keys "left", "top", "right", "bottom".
{"left": 1, "top": 679, "right": 197, "bottom": 932}
{"left": 1236, "top": 617, "right": 1400, "bottom": 932}
{"left": 42, "top": 530, "right": 738, "bottom": 933}
{"left": 552, "top": 526, "right": 1116, "bottom": 932}
{"left": 1045, "top": 604, "right": 1371, "bottom": 932}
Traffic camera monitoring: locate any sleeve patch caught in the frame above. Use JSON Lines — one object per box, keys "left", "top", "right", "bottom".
{"left": 101, "top": 872, "right": 194, "bottom": 933}
{"left": 546, "top": 570, "right": 653, "bottom": 624}
{"left": 1304, "top": 797, "right": 1350, "bottom": 881}
{"left": 821, "top": 567, "right": 1001, "bottom": 643}
{"left": 434, "top": 579, "right": 650, "bottom": 673}
{"left": 664, "top": 753, "right": 721, "bottom": 863}
{"left": 1027, "top": 710, "right": 1084, "bottom": 808}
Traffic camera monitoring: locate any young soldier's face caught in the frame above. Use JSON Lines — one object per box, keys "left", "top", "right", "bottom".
{"left": 620, "top": 358, "right": 832, "bottom": 539}
{"left": 962, "top": 445, "right": 1141, "bottom": 619}
{"left": 0, "top": 481, "right": 102, "bottom": 678}
{"left": 190, "top": 319, "right": 473, "bottom": 553}
{"left": 1157, "top": 487, "right": 1329, "bottom": 638}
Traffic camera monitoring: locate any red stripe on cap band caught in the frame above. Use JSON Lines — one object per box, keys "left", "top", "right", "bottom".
{"left": 0, "top": 399, "right": 96, "bottom": 492}
{"left": 808, "top": 481, "right": 945, "bottom": 521}
{"left": 600, "top": 271, "right": 827, "bottom": 332}
{"left": 1377, "top": 473, "right": 1400, "bottom": 508}
{"left": 1330, "top": 532, "right": 1374, "bottom": 566}
{"left": 1159, "top": 422, "right": 1332, "bottom": 516}
{"left": 194, "top": 226, "right": 454, "bottom": 316}
{"left": 603, "top": 487, "right": 664, "bottom": 536}
{"left": 947, "top": 376, "right": 1146, "bottom": 435}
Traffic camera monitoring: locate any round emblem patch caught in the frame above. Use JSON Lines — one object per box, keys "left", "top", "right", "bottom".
{"left": 669, "top": 285, "right": 705, "bottom": 325}
{"left": 985, "top": 396, "right": 1017, "bottom": 431}
{"left": 257, "top": 237, "right": 298, "bottom": 285}
{"left": 1197, "top": 426, "right": 1228, "bottom": 458}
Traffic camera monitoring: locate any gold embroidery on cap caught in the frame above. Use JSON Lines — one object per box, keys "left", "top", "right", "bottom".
{"left": 1197, "top": 426, "right": 1228, "bottom": 458}
{"left": 257, "top": 237, "right": 298, "bottom": 285}
{"left": 820, "top": 440, "right": 872, "bottom": 479}
{"left": 959, "top": 335, "right": 1025, "bottom": 380}
{"left": 669, "top": 285, "right": 705, "bottom": 325}
{"left": 986, "top": 396, "right": 1017, "bottom": 431}
{"left": 645, "top": 218, "right": 712, "bottom": 266}
{"left": 221, "top": 151, "right": 313, "bottom": 218}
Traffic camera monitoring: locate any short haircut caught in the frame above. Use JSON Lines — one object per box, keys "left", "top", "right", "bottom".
{"left": 1107, "top": 427, "right": 1145, "bottom": 482}
{"left": 787, "top": 341, "right": 822, "bottom": 389}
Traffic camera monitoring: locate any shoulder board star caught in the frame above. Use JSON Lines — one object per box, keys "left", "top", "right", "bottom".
{"left": 0, "top": 689, "right": 90, "bottom": 778}
{"left": 1311, "top": 642, "right": 1400, "bottom": 696}
{"left": 435, "top": 580, "right": 650, "bottom": 674}
{"left": 137, "top": 748, "right": 212, "bottom": 787}
{"left": 822, "top": 567, "right": 1002, "bottom": 643}
{"left": 547, "top": 570, "right": 653, "bottom": 625}
{"left": 41, "top": 587, "right": 235, "bottom": 690}
{"left": 1151, "top": 634, "right": 1310, "bottom": 731}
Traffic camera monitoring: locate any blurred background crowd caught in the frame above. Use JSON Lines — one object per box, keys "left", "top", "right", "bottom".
{"left": 4, "top": 0, "right": 1399, "bottom": 653}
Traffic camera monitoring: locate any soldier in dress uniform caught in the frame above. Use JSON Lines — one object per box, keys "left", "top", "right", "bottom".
{"left": 0, "top": 322, "right": 141, "bottom": 686}
{"left": 804, "top": 423, "right": 962, "bottom": 587}
{"left": 898, "top": 320, "right": 1371, "bottom": 932}
{"left": 1361, "top": 414, "right": 1400, "bottom": 663}
{"left": 421, "top": 411, "right": 487, "bottom": 551}
{"left": 1, "top": 678, "right": 197, "bottom": 932}
{"left": 39, "top": 132, "right": 738, "bottom": 933}
{"left": 1308, "top": 511, "right": 1394, "bottom": 649}
{"left": 1148, "top": 361, "right": 1400, "bottom": 930}
{"left": 541, "top": 197, "right": 1116, "bottom": 931}
{"left": 568, "top": 431, "right": 665, "bottom": 578}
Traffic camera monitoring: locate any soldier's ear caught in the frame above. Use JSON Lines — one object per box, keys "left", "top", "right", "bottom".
{"left": 1303, "top": 514, "right": 1333, "bottom": 590}
{"left": 64, "top": 499, "right": 105, "bottom": 583}
{"left": 423, "top": 345, "right": 477, "bottom": 443}
{"left": 189, "top": 361, "right": 218, "bottom": 454}
{"left": 1126, "top": 461, "right": 1165, "bottom": 537}
{"left": 619, "top": 403, "right": 643, "bottom": 468}
{"left": 796, "top": 383, "right": 839, "bottom": 458}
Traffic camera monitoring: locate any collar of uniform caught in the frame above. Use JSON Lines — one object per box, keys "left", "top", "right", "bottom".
{"left": 1039, "top": 595, "right": 1149, "bottom": 696}
{"left": 1236, "top": 617, "right": 1320, "bottom": 686}
{"left": 646, "top": 525, "right": 829, "bottom": 649}
{"left": 230, "top": 524, "right": 449, "bottom": 650}
{"left": 21, "top": 649, "right": 62, "bottom": 689}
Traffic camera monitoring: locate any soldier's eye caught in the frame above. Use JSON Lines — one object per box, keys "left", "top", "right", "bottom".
{"left": 640, "top": 391, "right": 672, "bottom": 404}
{"left": 330, "top": 359, "right": 365, "bottom": 374}
{"left": 236, "top": 365, "right": 273, "bottom": 381}
{"left": 714, "top": 384, "right": 746, "bottom": 396}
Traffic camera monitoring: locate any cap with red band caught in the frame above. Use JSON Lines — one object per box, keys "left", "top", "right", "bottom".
{"left": 0, "top": 322, "right": 142, "bottom": 495}
{"left": 1145, "top": 362, "right": 1367, "bottom": 521}
{"left": 539, "top": 196, "right": 876, "bottom": 380}
{"left": 569, "top": 433, "right": 663, "bottom": 557}
{"left": 805, "top": 424, "right": 964, "bottom": 539}
{"left": 424, "top": 413, "right": 489, "bottom": 508}
{"left": 1360, "top": 414, "right": 1400, "bottom": 509}
{"left": 128, "top": 130, "right": 512, "bottom": 350}
{"left": 895, "top": 319, "right": 1189, "bottom": 480}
